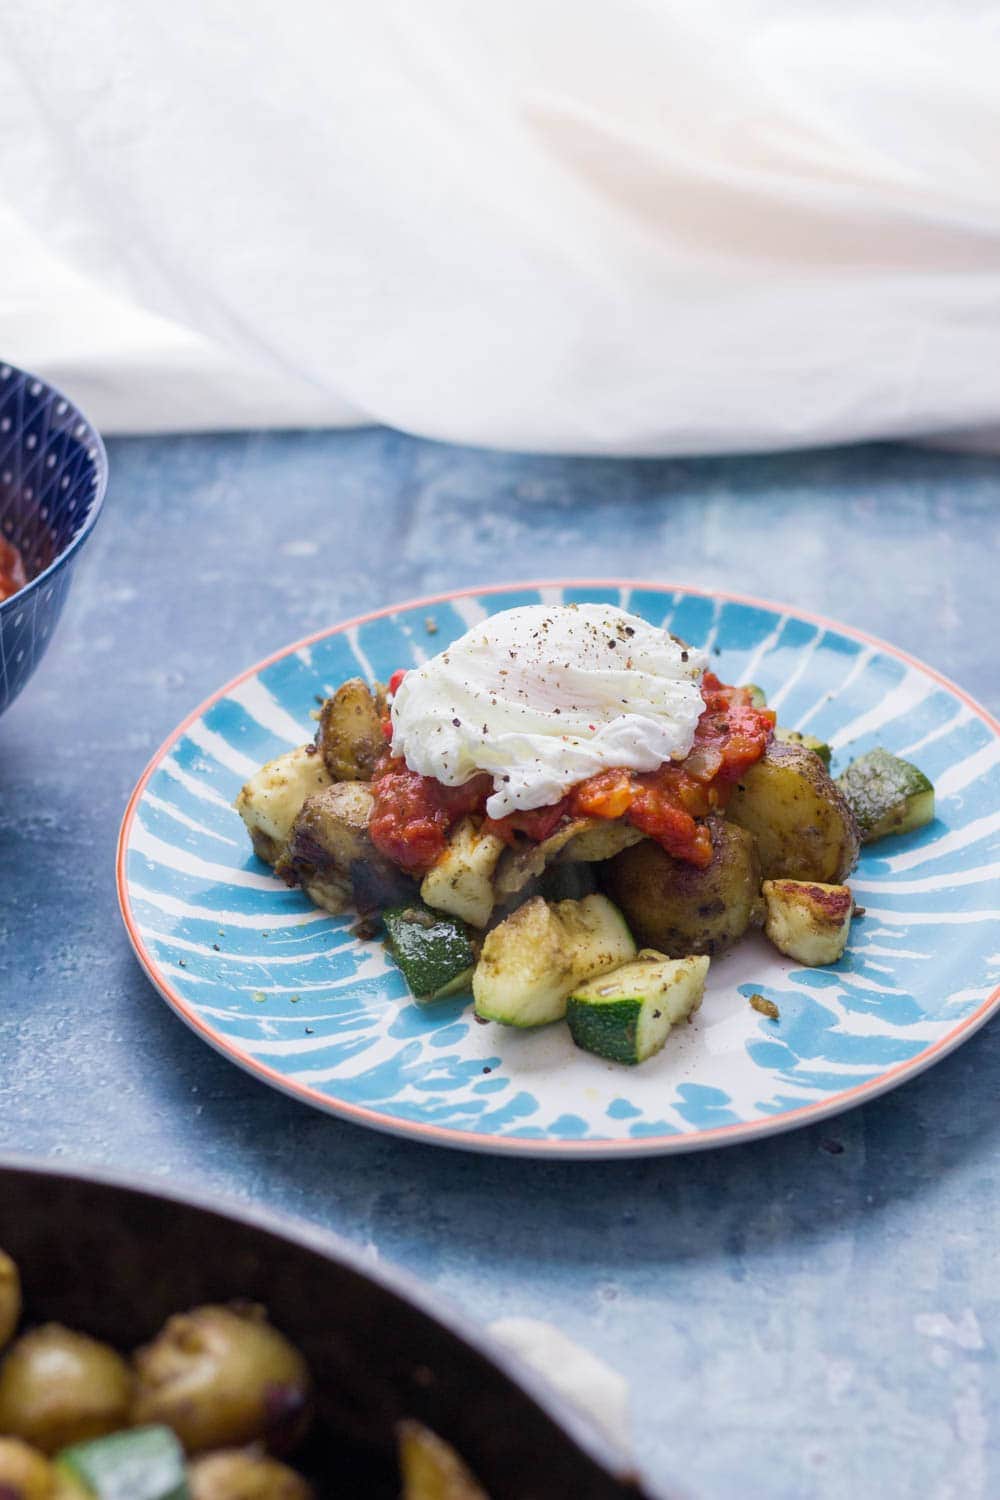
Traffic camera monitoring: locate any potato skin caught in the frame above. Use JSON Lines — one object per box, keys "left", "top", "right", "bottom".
{"left": 131, "top": 1304, "right": 311, "bottom": 1456}
{"left": 188, "top": 1449, "right": 316, "bottom": 1499}
{"left": 397, "top": 1420, "right": 489, "bottom": 1500}
{"left": 0, "top": 1325, "right": 133, "bottom": 1455}
{"left": 289, "top": 781, "right": 374, "bottom": 873}
{"left": 726, "top": 740, "right": 860, "bottom": 883}
{"left": 602, "top": 819, "right": 763, "bottom": 957}
{"left": 316, "top": 678, "right": 385, "bottom": 782}
{"left": 0, "top": 1250, "right": 21, "bottom": 1351}
{"left": 0, "top": 1437, "right": 61, "bottom": 1498}
{"left": 285, "top": 782, "right": 416, "bottom": 914}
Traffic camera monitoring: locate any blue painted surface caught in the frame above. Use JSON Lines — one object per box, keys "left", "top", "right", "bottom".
{"left": 1, "top": 429, "right": 999, "bottom": 1498}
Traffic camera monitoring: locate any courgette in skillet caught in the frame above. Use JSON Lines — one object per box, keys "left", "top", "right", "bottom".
{"left": 836, "top": 748, "right": 934, "bottom": 843}
{"left": 567, "top": 953, "right": 709, "bottom": 1065}
{"left": 56, "top": 1426, "right": 188, "bottom": 1500}
{"left": 383, "top": 906, "right": 475, "bottom": 1002}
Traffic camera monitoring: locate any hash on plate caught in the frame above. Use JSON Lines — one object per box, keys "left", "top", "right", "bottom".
{"left": 236, "top": 605, "right": 933, "bottom": 1067}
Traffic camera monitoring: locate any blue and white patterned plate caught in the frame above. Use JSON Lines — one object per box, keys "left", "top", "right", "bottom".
{"left": 118, "top": 583, "right": 1000, "bottom": 1157}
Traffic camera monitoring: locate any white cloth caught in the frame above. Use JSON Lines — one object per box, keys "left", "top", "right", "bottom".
{"left": 488, "top": 1317, "right": 631, "bottom": 1455}
{"left": 2, "top": 2, "right": 1000, "bottom": 451}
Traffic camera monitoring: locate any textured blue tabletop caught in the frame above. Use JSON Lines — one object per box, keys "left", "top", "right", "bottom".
{"left": 2, "top": 430, "right": 998, "bottom": 1499}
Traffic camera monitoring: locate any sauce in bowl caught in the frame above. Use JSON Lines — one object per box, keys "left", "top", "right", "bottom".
{"left": 0, "top": 538, "right": 27, "bottom": 602}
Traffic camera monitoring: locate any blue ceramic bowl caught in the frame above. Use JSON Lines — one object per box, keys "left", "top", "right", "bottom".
{"left": 0, "top": 362, "right": 107, "bottom": 716}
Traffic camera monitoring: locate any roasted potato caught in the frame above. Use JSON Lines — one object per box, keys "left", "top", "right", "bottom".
{"left": 0, "top": 1326, "right": 133, "bottom": 1455}
{"left": 315, "top": 678, "right": 385, "bottom": 782}
{"left": 726, "top": 740, "right": 860, "bottom": 882}
{"left": 0, "top": 1437, "right": 61, "bottom": 1499}
{"left": 762, "top": 879, "right": 853, "bottom": 965}
{"left": 132, "top": 1304, "right": 311, "bottom": 1456}
{"left": 235, "top": 746, "right": 332, "bottom": 867}
{"left": 397, "top": 1420, "right": 488, "bottom": 1500}
{"left": 419, "top": 817, "right": 504, "bottom": 928}
{"left": 285, "top": 782, "right": 416, "bottom": 915}
{"left": 0, "top": 1251, "right": 20, "bottom": 1352}
{"left": 188, "top": 1449, "right": 315, "bottom": 1499}
{"left": 603, "top": 819, "right": 763, "bottom": 957}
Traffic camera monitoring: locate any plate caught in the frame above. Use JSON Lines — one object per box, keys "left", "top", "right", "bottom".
{"left": 118, "top": 582, "right": 1000, "bottom": 1158}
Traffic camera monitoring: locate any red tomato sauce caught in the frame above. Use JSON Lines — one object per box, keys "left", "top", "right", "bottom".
{"left": 369, "top": 761, "right": 492, "bottom": 874}
{"left": 0, "top": 538, "right": 26, "bottom": 602}
{"left": 369, "top": 671, "right": 774, "bottom": 874}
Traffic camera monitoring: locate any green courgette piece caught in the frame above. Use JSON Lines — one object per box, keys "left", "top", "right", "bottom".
{"left": 836, "top": 748, "right": 934, "bottom": 843}
{"left": 774, "top": 727, "right": 832, "bottom": 767}
{"left": 567, "top": 953, "right": 709, "bottom": 1065}
{"left": 56, "top": 1426, "right": 188, "bottom": 1500}
{"left": 745, "top": 684, "right": 767, "bottom": 709}
{"left": 383, "top": 905, "right": 475, "bottom": 1001}
{"left": 472, "top": 895, "right": 636, "bottom": 1028}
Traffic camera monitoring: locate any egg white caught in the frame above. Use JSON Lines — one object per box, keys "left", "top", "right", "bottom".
{"left": 390, "top": 604, "right": 707, "bottom": 818}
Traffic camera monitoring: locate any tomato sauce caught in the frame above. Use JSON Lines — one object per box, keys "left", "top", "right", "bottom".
{"left": 0, "top": 538, "right": 26, "bottom": 603}
{"left": 369, "top": 761, "right": 492, "bottom": 874}
{"left": 369, "top": 672, "right": 775, "bottom": 874}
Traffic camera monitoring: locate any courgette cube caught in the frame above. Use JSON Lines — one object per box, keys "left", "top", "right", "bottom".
{"left": 472, "top": 894, "right": 635, "bottom": 1028}
{"left": 774, "top": 727, "right": 832, "bottom": 768}
{"left": 383, "top": 906, "right": 475, "bottom": 1002}
{"left": 473, "top": 898, "right": 571, "bottom": 1026}
{"left": 836, "top": 748, "right": 934, "bottom": 843}
{"left": 762, "top": 879, "right": 853, "bottom": 965}
{"left": 567, "top": 953, "right": 709, "bottom": 1064}
{"left": 56, "top": 1426, "right": 188, "bottom": 1500}
{"left": 745, "top": 683, "right": 768, "bottom": 709}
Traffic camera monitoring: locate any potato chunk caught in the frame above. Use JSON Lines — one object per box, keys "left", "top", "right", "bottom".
{"left": 316, "top": 677, "right": 385, "bottom": 782}
{"left": 286, "top": 782, "right": 416, "bottom": 914}
{"left": 762, "top": 879, "right": 853, "bottom": 965}
{"left": 235, "top": 745, "right": 331, "bottom": 866}
{"left": 726, "top": 740, "right": 860, "bottom": 883}
{"left": 398, "top": 1420, "right": 488, "bottom": 1500}
{"left": 602, "top": 819, "right": 763, "bottom": 957}
{"left": 420, "top": 817, "right": 505, "bottom": 928}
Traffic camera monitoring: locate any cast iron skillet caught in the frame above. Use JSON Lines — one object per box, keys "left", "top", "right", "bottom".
{"left": 0, "top": 1158, "right": 665, "bottom": 1499}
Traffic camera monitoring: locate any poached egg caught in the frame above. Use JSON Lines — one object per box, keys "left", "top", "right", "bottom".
{"left": 390, "top": 604, "right": 707, "bottom": 819}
